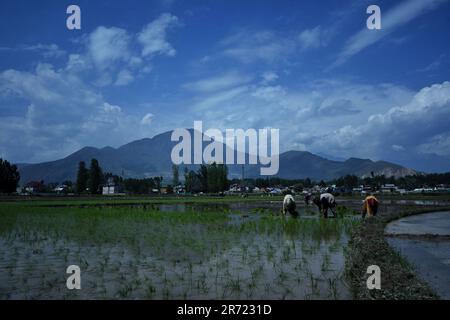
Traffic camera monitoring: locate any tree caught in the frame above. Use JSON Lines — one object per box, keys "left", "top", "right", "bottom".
{"left": 199, "top": 163, "right": 229, "bottom": 193}
{"left": 198, "top": 165, "right": 208, "bottom": 192}
{"left": 154, "top": 176, "right": 163, "bottom": 191}
{"left": 186, "top": 170, "right": 202, "bottom": 193}
{"left": 343, "top": 175, "right": 359, "bottom": 189}
{"left": 217, "top": 164, "right": 229, "bottom": 191}
{"left": 61, "top": 180, "right": 74, "bottom": 193}
{"left": 123, "top": 178, "right": 155, "bottom": 194}
{"left": 103, "top": 172, "right": 122, "bottom": 186}
{"left": 88, "top": 158, "right": 102, "bottom": 194}
{"left": 304, "top": 178, "right": 312, "bottom": 188}
{"left": 172, "top": 164, "right": 179, "bottom": 186}
{"left": 207, "top": 162, "right": 219, "bottom": 192}
{"left": 184, "top": 167, "right": 191, "bottom": 192}
{"left": 76, "top": 161, "right": 88, "bottom": 193}
{"left": 62, "top": 180, "right": 73, "bottom": 187}
{"left": 0, "top": 158, "right": 20, "bottom": 193}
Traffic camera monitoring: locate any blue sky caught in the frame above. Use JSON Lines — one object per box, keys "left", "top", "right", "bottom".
{"left": 0, "top": 0, "right": 450, "bottom": 171}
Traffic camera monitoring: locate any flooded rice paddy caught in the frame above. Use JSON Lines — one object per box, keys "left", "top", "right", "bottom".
{"left": 0, "top": 197, "right": 448, "bottom": 299}
{"left": 0, "top": 200, "right": 358, "bottom": 300}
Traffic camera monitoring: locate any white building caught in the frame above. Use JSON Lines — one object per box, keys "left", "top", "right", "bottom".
{"left": 381, "top": 184, "right": 398, "bottom": 193}
{"left": 102, "top": 178, "right": 123, "bottom": 195}
{"left": 102, "top": 185, "right": 121, "bottom": 195}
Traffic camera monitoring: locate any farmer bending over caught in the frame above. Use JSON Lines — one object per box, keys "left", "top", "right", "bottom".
{"left": 313, "top": 193, "right": 337, "bottom": 218}
{"left": 282, "top": 193, "right": 299, "bottom": 217}
{"left": 362, "top": 194, "right": 379, "bottom": 218}
{"left": 304, "top": 192, "right": 311, "bottom": 206}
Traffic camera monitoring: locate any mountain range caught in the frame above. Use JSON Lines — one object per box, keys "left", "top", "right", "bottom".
{"left": 17, "top": 129, "right": 418, "bottom": 185}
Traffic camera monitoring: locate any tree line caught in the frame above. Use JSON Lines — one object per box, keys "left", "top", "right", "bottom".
{"left": 1, "top": 155, "right": 450, "bottom": 195}
{"left": 78, "top": 162, "right": 229, "bottom": 194}
{"left": 75, "top": 159, "right": 165, "bottom": 194}
{"left": 236, "top": 172, "right": 450, "bottom": 192}
{"left": 0, "top": 158, "right": 20, "bottom": 193}
{"left": 328, "top": 172, "right": 450, "bottom": 191}
{"left": 75, "top": 159, "right": 103, "bottom": 194}
{"left": 180, "top": 163, "right": 229, "bottom": 193}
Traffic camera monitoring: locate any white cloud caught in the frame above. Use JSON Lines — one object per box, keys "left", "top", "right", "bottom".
{"left": 182, "top": 72, "right": 252, "bottom": 93}
{"left": 219, "top": 30, "right": 295, "bottom": 64}
{"left": 114, "top": 69, "right": 134, "bottom": 86}
{"left": 309, "top": 81, "right": 450, "bottom": 159}
{"left": 174, "top": 76, "right": 421, "bottom": 158}
{"left": 66, "top": 13, "right": 179, "bottom": 87}
{"left": 216, "top": 24, "right": 334, "bottom": 66}
{"left": 317, "top": 99, "right": 361, "bottom": 117}
{"left": 103, "top": 102, "right": 122, "bottom": 113}
{"left": 193, "top": 86, "right": 249, "bottom": 111}
{"left": 66, "top": 54, "right": 89, "bottom": 72}
{"left": 417, "top": 133, "right": 450, "bottom": 156}
{"left": 138, "top": 13, "right": 179, "bottom": 57}
{"left": 0, "top": 43, "right": 66, "bottom": 58}
{"left": 0, "top": 63, "right": 157, "bottom": 163}
{"left": 261, "top": 71, "right": 278, "bottom": 84}
{"left": 251, "top": 85, "right": 286, "bottom": 101}
{"left": 0, "top": 13, "right": 182, "bottom": 162}
{"left": 88, "top": 26, "right": 132, "bottom": 69}
{"left": 392, "top": 144, "right": 405, "bottom": 151}
{"left": 298, "top": 26, "right": 325, "bottom": 50}
{"left": 332, "top": 0, "right": 447, "bottom": 67}
{"left": 417, "top": 54, "right": 446, "bottom": 73}
{"left": 141, "top": 113, "right": 155, "bottom": 125}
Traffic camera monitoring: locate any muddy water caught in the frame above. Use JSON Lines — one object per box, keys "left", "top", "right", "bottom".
{"left": 0, "top": 235, "right": 350, "bottom": 300}
{"left": 386, "top": 211, "right": 450, "bottom": 236}
{"left": 0, "top": 204, "right": 355, "bottom": 300}
{"left": 2, "top": 198, "right": 446, "bottom": 300}
{"left": 386, "top": 211, "right": 450, "bottom": 299}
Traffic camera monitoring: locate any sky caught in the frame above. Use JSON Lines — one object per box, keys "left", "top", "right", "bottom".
{"left": 0, "top": 0, "right": 449, "bottom": 172}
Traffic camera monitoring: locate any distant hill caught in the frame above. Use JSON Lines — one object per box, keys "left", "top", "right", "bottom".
{"left": 245, "top": 151, "right": 416, "bottom": 181}
{"left": 17, "top": 129, "right": 417, "bottom": 184}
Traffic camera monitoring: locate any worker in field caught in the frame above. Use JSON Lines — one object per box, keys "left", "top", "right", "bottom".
{"left": 304, "top": 192, "right": 311, "bottom": 206}
{"left": 282, "top": 192, "right": 299, "bottom": 217}
{"left": 362, "top": 194, "right": 379, "bottom": 218}
{"left": 313, "top": 192, "right": 337, "bottom": 218}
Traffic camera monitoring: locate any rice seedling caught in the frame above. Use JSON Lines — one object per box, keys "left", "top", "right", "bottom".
{"left": 309, "top": 274, "right": 319, "bottom": 297}
{"left": 327, "top": 277, "right": 339, "bottom": 300}
{"left": 277, "top": 269, "right": 289, "bottom": 284}
{"left": 321, "top": 253, "right": 331, "bottom": 273}
{"left": 228, "top": 277, "right": 242, "bottom": 293}
{"left": 0, "top": 198, "right": 358, "bottom": 299}
{"left": 145, "top": 282, "right": 156, "bottom": 299}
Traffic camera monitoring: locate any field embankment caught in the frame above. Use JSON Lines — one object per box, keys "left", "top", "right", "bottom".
{"left": 345, "top": 206, "right": 450, "bottom": 299}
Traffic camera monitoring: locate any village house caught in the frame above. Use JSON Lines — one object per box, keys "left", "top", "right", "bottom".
{"left": 381, "top": 184, "right": 398, "bottom": 193}
{"left": 102, "top": 178, "right": 123, "bottom": 195}
{"left": 352, "top": 185, "right": 373, "bottom": 195}
{"left": 53, "top": 184, "right": 68, "bottom": 194}
{"left": 24, "top": 181, "right": 46, "bottom": 194}
{"left": 174, "top": 184, "right": 186, "bottom": 194}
